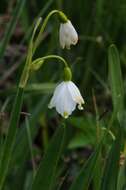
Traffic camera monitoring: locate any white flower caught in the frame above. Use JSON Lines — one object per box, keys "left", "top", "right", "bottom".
{"left": 59, "top": 20, "right": 78, "bottom": 49}
{"left": 48, "top": 81, "right": 84, "bottom": 118}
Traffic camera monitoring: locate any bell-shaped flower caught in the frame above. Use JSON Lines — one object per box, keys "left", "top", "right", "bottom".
{"left": 48, "top": 81, "right": 84, "bottom": 118}
{"left": 59, "top": 20, "right": 78, "bottom": 49}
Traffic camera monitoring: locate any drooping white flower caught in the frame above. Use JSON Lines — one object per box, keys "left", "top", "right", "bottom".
{"left": 48, "top": 81, "right": 84, "bottom": 118}
{"left": 59, "top": 20, "right": 78, "bottom": 49}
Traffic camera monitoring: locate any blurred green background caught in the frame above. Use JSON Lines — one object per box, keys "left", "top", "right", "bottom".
{"left": 0, "top": 0, "right": 126, "bottom": 189}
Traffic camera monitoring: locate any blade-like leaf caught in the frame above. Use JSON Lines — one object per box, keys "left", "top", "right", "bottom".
{"left": 0, "top": 87, "right": 24, "bottom": 190}
{"left": 108, "top": 44, "right": 124, "bottom": 115}
{"left": 0, "top": 83, "right": 56, "bottom": 96}
{"left": 31, "top": 125, "right": 66, "bottom": 190}
{"left": 100, "top": 127, "right": 122, "bottom": 190}
{"left": 117, "top": 159, "right": 126, "bottom": 190}
{"left": 69, "top": 142, "right": 102, "bottom": 190}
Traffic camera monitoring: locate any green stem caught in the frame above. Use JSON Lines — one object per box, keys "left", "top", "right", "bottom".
{"left": 0, "top": 87, "right": 24, "bottom": 190}
{"left": 19, "top": 18, "right": 42, "bottom": 88}
{"left": 25, "top": 117, "right": 36, "bottom": 177}
{"left": 42, "top": 126, "right": 48, "bottom": 150}
{"left": 32, "top": 55, "right": 68, "bottom": 68}
{"left": 39, "top": 116, "right": 49, "bottom": 151}
{"left": 101, "top": 128, "right": 115, "bottom": 141}
{"left": 33, "top": 10, "right": 61, "bottom": 54}
{"left": 92, "top": 90, "right": 100, "bottom": 144}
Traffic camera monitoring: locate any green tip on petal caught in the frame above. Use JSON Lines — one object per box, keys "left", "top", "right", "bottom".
{"left": 63, "top": 112, "right": 69, "bottom": 119}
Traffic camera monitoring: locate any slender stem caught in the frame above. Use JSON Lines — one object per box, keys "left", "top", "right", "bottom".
{"left": 39, "top": 116, "right": 49, "bottom": 151}
{"left": 20, "top": 10, "right": 68, "bottom": 88}
{"left": 32, "top": 55, "right": 68, "bottom": 68}
{"left": 33, "top": 10, "right": 60, "bottom": 54}
{"left": 25, "top": 117, "right": 36, "bottom": 177}
{"left": 92, "top": 89, "right": 100, "bottom": 144}
{"left": 101, "top": 128, "right": 115, "bottom": 141}
{"left": 19, "top": 18, "right": 42, "bottom": 88}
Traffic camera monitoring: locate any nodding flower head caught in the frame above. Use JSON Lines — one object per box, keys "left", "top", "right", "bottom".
{"left": 48, "top": 81, "right": 84, "bottom": 118}
{"left": 59, "top": 20, "right": 78, "bottom": 49}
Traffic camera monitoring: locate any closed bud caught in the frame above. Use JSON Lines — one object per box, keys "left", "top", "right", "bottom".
{"left": 31, "top": 60, "right": 44, "bottom": 71}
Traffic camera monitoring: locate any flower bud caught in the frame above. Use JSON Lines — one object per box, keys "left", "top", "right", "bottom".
{"left": 31, "top": 60, "right": 44, "bottom": 71}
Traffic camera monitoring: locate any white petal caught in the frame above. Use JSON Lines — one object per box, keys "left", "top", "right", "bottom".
{"left": 70, "top": 31, "right": 78, "bottom": 45}
{"left": 67, "top": 81, "right": 84, "bottom": 109}
{"left": 54, "top": 82, "right": 76, "bottom": 117}
{"left": 59, "top": 20, "right": 78, "bottom": 49}
{"left": 48, "top": 82, "right": 65, "bottom": 108}
{"left": 48, "top": 81, "right": 84, "bottom": 118}
{"left": 64, "top": 36, "right": 72, "bottom": 49}
{"left": 67, "top": 21, "right": 78, "bottom": 45}
{"left": 59, "top": 24, "right": 65, "bottom": 49}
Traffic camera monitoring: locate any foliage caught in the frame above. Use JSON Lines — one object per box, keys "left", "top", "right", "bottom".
{"left": 0, "top": 0, "right": 126, "bottom": 190}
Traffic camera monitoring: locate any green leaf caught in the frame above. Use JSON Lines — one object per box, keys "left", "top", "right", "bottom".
{"left": 68, "top": 116, "right": 96, "bottom": 131}
{"left": 117, "top": 159, "right": 126, "bottom": 190}
{"left": 68, "top": 116, "right": 96, "bottom": 149}
{"left": 93, "top": 153, "right": 102, "bottom": 190}
{"left": 5, "top": 97, "right": 49, "bottom": 190}
{"left": 31, "top": 125, "right": 66, "bottom": 190}
{"left": 0, "top": 87, "right": 24, "bottom": 190}
{"left": 69, "top": 142, "right": 102, "bottom": 190}
{"left": 68, "top": 131, "right": 95, "bottom": 149}
{"left": 0, "top": 83, "right": 56, "bottom": 96}
{"left": 100, "top": 127, "right": 122, "bottom": 190}
{"left": 108, "top": 44, "right": 124, "bottom": 115}
{"left": 11, "top": 96, "right": 49, "bottom": 166}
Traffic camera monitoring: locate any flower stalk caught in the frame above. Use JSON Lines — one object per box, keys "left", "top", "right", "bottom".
{"left": 33, "top": 10, "right": 68, "bottom": 53}
{"left": 31, "top": 55, "right": 68, "bottom": 69}
{"left": 19, "top": 17, "right": 42, "bottom": 88}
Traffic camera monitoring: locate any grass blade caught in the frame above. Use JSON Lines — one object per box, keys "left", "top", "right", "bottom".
{"left": 31, "top": 125, "right": 66, "bottom": 190}
{"left": 0, "top": 87, "right": 24, "bottom": 190}
{"left": 108, "top": 44, "right": 124, "bottom": 115}
{"left": 100, "top": 127, "right": 122, "bottom": 190}
{"left": 25, "top": 117, "right": 36, "bottom": 177}
{"left": 0, "top": 83, "right": 56, "bottom": 96}
{"left": 117, "top": 158, "right": 126, "bottom": 190}
{"left": 69, "top": 142, "right": 102, "bottom": 190}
